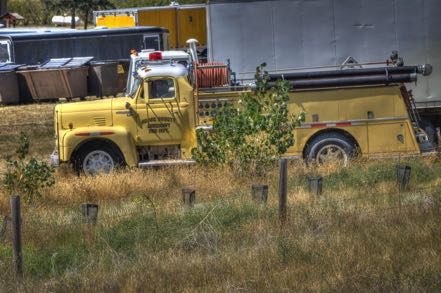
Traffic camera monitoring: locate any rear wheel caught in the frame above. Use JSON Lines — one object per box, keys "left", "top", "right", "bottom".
{"left": 74, "top": 142, "right": 125, "bottom": 175}
{"left": 305, "top": 132, "right": 357, "bottom": 166}
{"left": 420, "top": 119, "right": 437, "bottom": 148}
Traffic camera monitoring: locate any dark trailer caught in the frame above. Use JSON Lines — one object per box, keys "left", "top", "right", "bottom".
{"left": 0, "top": 26, "right": 170, "bottom": 65}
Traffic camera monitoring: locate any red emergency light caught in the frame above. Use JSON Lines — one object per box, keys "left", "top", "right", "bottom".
{"left": 149, "top": 51, "right": 163, "bottom": 61}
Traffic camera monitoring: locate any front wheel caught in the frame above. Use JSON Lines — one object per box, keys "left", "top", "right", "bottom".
{"left": 305, "top": 132, "right": 357, "bottom": 166}
{"left": 74, "top": 143, "right": 125, "bottom": 175}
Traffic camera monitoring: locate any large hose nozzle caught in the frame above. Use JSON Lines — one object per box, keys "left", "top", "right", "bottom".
{"left": 417, "top": 64, "right": 432, "bottom": 76}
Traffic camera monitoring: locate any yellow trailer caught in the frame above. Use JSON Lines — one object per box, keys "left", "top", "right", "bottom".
{"left": 94, "top": 4, "right": 207, "bottom": 50}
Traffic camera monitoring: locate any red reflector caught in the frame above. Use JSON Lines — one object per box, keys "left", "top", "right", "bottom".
{"left": 336, "top": 122, "right": 352, "bottom": 127}
{"left": 149, "top": 51, "right": 163, "bottom": 61}
{"left": 311, "top": 123, "right": 327, "bottom": 128}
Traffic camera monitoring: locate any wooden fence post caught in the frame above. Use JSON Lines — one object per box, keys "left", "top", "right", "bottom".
{"left": 278, "top": 159, "right": 288, "bottom": 226}
{"left": 396, "top": 165, "right": 411, "bottom": 192}
{"left": 10, "top": 196, "right": 23, "bottom": 278}
{"left": 182, "top": 187, "right": 196, "bottom": 208}
{"left": 396, "top": 165, "right": 411, "bottom": 211}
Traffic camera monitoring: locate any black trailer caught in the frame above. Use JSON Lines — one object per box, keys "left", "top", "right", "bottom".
{"left": 0, "top": 26, "right": 170, "bottom": 65}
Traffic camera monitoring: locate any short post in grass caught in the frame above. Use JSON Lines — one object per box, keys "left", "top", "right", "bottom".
{"left": 307, "top": 176, "right": 323, "bottom": 196}
{"left": 278, "top": 158, "right": 288, "bottom": 227}
{"left": 396, "top": 165, "right": 411, "bottom": 192}
{"left": 182, "top": 187, "right": 196, "bottom": 208}
{"left": 81, "top": 203, "right": 99, "bottom": 225}
{"left": 396, "top": 165, "right": 411, "bottom": 210}
{"left": 10, "top": 196, "right": 23, "bottom": 279}
{"left": 251, "top": 184, "right": 268, "bottom": 204}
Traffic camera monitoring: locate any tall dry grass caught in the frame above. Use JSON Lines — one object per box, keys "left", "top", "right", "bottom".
{"left": 0, "top": 158, "right": 440, "bottom": 291}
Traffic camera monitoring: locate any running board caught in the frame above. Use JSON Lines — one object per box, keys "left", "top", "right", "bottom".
{"left": 138, "top": 160, "right": 196, "bottom": 168}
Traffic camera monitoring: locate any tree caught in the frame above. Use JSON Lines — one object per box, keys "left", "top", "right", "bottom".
{"left": 8, "top": 0, "right": 51, "bottom": 25}
{"left": 109, "top": 0, "right": 205, "bottom": 8}
{"left": 192, "top": 64, "right": 305, "bottom": 176}
{"left": 78, "top": 0, "right": 114, "bottom": 29}
{"left": 43, "top": 0, "right": 77, "bottom": 28}
{"left": 43, "top": 0, "right": 114, "bottom": 29}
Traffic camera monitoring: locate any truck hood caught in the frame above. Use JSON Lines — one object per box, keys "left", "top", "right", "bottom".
{"left": 56, "top": 98, "right": 113, "bottom": 113}
{"left": 56, "top": 98, "right": 130, "bottom": 130}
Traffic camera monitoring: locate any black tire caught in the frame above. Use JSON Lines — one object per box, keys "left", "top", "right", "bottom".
{"left": 304, "top": 132, "right": 357, "bottom": 166}
{"left": 73, "top": 141, "right": 125, "bottom": 175}
{"left": 420, "top": 119, "right": 437, "bottom": 146}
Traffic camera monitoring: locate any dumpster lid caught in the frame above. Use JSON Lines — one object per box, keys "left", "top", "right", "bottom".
{"left": 0, "top": 63, "right": 24, "bottom": 71}
{"left": 66, "top": 57, "right": 95, "bottom": 67}
{"left": 40, "top": 58, "right": 71, "bottom": 68}
{"left": 40, "top": 57, "right": 94, "bottom": 69}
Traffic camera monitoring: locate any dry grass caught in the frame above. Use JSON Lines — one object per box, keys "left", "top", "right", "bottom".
{"left": 0, "top": 159, "right": 439, "bottom": 292}
{"left": 0, "top": 103, "right": 55, "bottom": 162}
{"left": 0, "top": 104, "right": 441, "bottom": 291}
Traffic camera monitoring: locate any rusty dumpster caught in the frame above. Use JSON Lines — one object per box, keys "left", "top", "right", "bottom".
{"left": 88, "top": 61, "right": 118, "bottom": 97}
{"left": 0, "top": 70, "right": 19, "bottom": 105}
{"left": 17, "top": 66, "right": 88, "bottom": 101}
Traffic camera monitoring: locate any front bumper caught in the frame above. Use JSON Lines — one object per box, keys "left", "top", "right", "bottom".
{"left": 51, "top": 151, "right": 60, "bottom": 167}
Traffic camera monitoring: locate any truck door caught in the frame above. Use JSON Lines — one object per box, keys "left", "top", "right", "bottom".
{"left": 136, "top": 77, "right": 189, "bottom": 145}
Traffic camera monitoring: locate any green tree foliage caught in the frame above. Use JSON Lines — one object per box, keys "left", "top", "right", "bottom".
{"left": 7, "top": 0, "right": 204, "bottom": 27}
{"left": 7, "top": 0, "right": 51, "bottom": 25}
{"left": 43, "top": 0, "right": 114, "bottom": 28}
{"left": 192, "top": 64, "right": 306, "bottom": 176}
{"left": 109, "top": 0, "right": 204, "bottom": 9}
{"left": 3, "top": 132, "right": 55, "bottom": 203}
{"left": 42, "top": 0, "right": 77, "bottom": 28}
{"left": 77, "top": 0, "right": 115, "bottom": 29}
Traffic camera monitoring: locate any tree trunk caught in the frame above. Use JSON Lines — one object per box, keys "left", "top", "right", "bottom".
{"left": 84, "top": 10, "right": 89, "bottom": 30}
{"left": 0, "top": 0, "right": 7, "bottom": 16}
{"left": 71, "top": 7, "right": 76, "bottom": 29}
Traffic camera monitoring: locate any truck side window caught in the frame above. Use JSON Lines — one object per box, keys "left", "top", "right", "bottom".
{"left": 149, "top": 79, "right": 175, "bottom": 99}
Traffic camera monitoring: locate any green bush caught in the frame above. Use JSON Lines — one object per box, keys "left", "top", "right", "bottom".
{"left": 192, "top": 64, "right": 305, "bottom": 175}
{"left": 3, "top": 132, "right": 55, "bottom": 203}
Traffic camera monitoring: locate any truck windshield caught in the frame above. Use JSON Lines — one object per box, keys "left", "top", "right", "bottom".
{"left": 0, "top": 40, "right": 12, "bottom": 63}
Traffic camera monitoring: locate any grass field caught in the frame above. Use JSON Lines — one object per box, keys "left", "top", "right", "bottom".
{"left": 0, "top": 103, "right": 441, "bottom": 291}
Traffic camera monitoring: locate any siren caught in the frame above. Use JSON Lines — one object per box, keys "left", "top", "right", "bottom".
{"left": 149, "top": 51, "right": 163, "bottom": 61}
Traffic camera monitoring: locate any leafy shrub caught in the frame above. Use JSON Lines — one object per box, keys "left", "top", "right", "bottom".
{"left": 3, "top": 132, "right": 55, "bottom": 203}
{"left": 192, "top": 64, "right": 305, "bottom": 175}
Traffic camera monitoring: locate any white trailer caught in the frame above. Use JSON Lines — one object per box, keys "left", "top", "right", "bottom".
{"left": 206, "top": 0, "right": 441, "bottom": 126}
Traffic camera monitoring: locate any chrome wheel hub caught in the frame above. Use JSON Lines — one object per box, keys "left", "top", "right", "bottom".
{"left": 83, "top": 150, "right": 114, "bottom": 175}
{"left": 316, "top": 144, "right": 348, "bottom": 165}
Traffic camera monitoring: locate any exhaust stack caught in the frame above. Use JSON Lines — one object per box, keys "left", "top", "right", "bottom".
{"left": 186, "top": 38, "right": 199, "bottom": 64}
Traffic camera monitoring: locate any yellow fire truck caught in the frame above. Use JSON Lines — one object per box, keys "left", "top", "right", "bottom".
{"left": 51, "top": 46, "right": 433, "bottom": 175}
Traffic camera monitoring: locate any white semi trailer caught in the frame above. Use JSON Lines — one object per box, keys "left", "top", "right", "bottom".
{"left": 206, "top": 0, "right": 441, "bottom": 141}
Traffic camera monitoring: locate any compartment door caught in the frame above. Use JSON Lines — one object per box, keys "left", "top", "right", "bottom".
{"left": 367, "top": 120, "right": 407, "bottom": 154}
